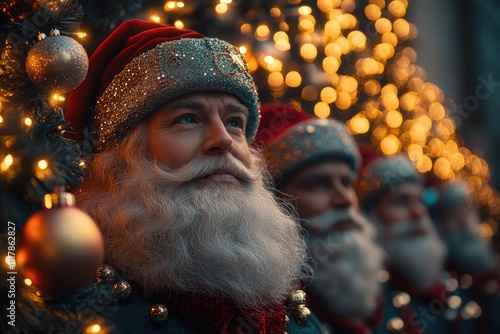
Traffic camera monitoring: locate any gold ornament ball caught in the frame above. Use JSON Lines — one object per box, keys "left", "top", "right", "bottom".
{"left": 113, "top": 280, "right": 132, "bottom": 300}
{"left": 25, "top": 35, "right": 89, "bottom": 93}
{"left": 96, "top": 264, "right": 115, "bottom": 283}
{"left": 150, "top": 304, "right": 169, "bottom": 323}
{"left": 17, "top": 206, "right": 104, "bottom": 295}
{"left": 293, "top": 305, "right": 311, "bottom": 325}
{"left": 287, "top": 289, "right": 307, "bottom": 307}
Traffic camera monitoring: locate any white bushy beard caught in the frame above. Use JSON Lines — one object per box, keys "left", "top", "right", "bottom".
{"left": 371, "top": 214, "right": 447, "bottom": 291}
{"left": 442, "top": 226, "right": 497, "bottom": 275}
{"left": 306, "top": 208, "right": 385, "bottom": 321}
{"left": 77, "top": 123, "right": 309, "bottom": 308}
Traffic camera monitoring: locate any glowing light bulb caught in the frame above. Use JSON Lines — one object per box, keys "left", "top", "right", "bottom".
{"left": 174, "top": 20, "right": 184, "bottom": 29}
{"left": 300, "top": 43, "right": 317, "bottom": 61}
{"left": 37, "top": 160, "right": 48, "bottom": 170}
{"left": 1, "top": 154, "right": 14, "bottom": 171}
{"left": 86, "top": 324, "right": 101, "bottom": 333}
{"left": 215, "top": 3, "right": 228, "bottom": 14}
{"left": 380, "top": 135, "right": 400, "bottom": 155}
{"left": 285, "top": 71, "right": 302, "bottom": 87}
{"left": 164, "top": 1, "right": 177, "bottom": 10}
{"left": 264, "top": 55, "right": 275, "bottom": 64}
{"left": 350, "top": 116, "right": 370, "bottom": 134}
{"left": 314, "top": 102, "right": 331, "bottom": 119}
{"left": 255, "top": 25, "right": 270, "bottom": 40}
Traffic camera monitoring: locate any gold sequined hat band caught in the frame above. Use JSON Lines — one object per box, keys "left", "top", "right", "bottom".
{"left": 357, "top": 154, "right": 424, "bottom": 210}
{"left": 93, "top": 37, "right": 259, "bottom": 152}
{"left": 254, "top": 105, "right": 361, "bottom": 188}
{"left": 65, "top": 20, "right": 260, "bottom": 153}
{"left": 263, "top": 119, "right": 361, "bottom": 186}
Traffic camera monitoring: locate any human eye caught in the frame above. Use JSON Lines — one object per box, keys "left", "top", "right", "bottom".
{"left": 227, "top": 117, "right": 245, "bottom": 129}
{"left": 174, "top": 114, "right": 198, "bottom": 124}
{"left": 302, "top": 179, "right": 331, "bottom": 193}
{"left": 393, "top": 195, "right": 408, "bottom": 207}
{"left": 341, "top": 176, "right": 354, "bottom": 189}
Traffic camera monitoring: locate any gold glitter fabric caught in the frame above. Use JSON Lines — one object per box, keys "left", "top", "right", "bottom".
{"left": 263, "top": 119, "right": 361, "bottom": 187}
{"left": 357, "top": 154, "right": 424, "bottom": 209}
{"left": 92, "top": 37, "right": 259, "bottom": 152}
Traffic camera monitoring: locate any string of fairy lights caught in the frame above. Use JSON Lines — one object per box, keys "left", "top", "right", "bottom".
{"left": 0, "top": 1, "right": 498, "bottom": 332}
{"left": 159, "top": 0, "right": 500, "bottom": 239}
{"left": 1, "top": 0, "right": 498, "bottom": 241}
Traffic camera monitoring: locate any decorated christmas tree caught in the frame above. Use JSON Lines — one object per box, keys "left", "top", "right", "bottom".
{"left": 80, "top": 0, "right": 500, "bottom": 248}
{"left": 0, "top": 1, "right": 115, "bottom": 332}
{"left": 1, "top": 0, "right": 498, "bottom": 333}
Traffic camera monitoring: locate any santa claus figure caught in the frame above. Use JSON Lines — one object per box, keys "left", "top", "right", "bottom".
{"left": 429, "top": 180, "right": 500, "bottom": 333}
{"left": 254, "top": 105, "right": 387, "bottom": 334}
{"left": 357, "top": 148, "right": 469, "bottom": 334}
{"left": 65, "top": 19, "right": 323, "bottom": 334}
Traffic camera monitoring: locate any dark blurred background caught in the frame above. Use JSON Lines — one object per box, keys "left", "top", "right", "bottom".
{"left": 410, "top": 0, "right": 500, "bottom": 189}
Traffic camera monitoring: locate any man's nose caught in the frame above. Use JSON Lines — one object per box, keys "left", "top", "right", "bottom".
{"left": 409, "top": 200, "right": 428, "bottom": 220}
{"left": 203, "top": 119, "right": 233, "bottom": 156}
{"left": 330, "top": 184, "right": 355, "bottom": 209}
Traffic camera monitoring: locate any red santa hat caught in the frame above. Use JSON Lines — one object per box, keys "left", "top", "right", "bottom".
{"left": 253, "top": 104, "right": 361, "bottom": 187}
{"left": 65, "top": 19, "right": 260, "bottom": 152}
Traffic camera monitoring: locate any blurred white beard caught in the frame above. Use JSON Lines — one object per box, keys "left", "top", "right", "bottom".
{"left": 306, "top": 208, "right": 385, "bottom": 321}
{"left": 77, "top": 123, "right": 309, "bottom": 308}
{"left": 373, "top": 216, "right": 447, "bottom": 290}
{"left": 443, "top": 227, "right": 497, "bottom": 275}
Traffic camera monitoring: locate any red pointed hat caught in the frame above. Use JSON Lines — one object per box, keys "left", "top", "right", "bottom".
{"left": 253, "top": 104, "right": 316, "bottom": 148}
{"left": 254, "top": 104, "right": 361, "bottom": 187}
{"left": 65, "top": 19, "right": 260, "bottom": 152}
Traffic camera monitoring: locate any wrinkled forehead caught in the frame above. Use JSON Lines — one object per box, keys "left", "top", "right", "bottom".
{"left": 150, "top": 91, "right": 249, "bottom": 116}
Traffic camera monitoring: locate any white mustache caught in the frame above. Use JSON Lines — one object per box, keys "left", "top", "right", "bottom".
{"left": 304, "top": 207, "right": 371, "bottom": 235}
{"left": 157, "top": 154, "right": 258, "bottom": 185}
{"left": 384, "top": 219, "right": 431, "bottom": 239}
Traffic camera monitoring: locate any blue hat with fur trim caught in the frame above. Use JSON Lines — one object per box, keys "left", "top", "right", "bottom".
{"left": 254, "top": 104, "right": 361, "bottom": 187}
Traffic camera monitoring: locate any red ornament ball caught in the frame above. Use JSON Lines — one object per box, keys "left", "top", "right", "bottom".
{"left": 1, "top": 0, "right": 39, "bottom": 20}
{"left": 18, "top": 205, "right": 104, "bottom": 295}
{"left": 25, "top": 35, "right": 89, "bottom": 93}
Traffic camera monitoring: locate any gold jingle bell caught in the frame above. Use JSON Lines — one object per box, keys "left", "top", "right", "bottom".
{"left": 284, "top": 315, "right": 290, "bottom": 328}
{"left": 113, "top": 280, "right": 132, "bottom": 300}
{"left": 287, "top": 290, "right": 307, "bottom": 307}
{"left": 293, "top": 304, "right": 311, "bottom": 325}
{"left": 150, "top": 304, "right": 169, "bottom": 323}
{"left": 96, "top": 264, "right": 115, "bottom": 283}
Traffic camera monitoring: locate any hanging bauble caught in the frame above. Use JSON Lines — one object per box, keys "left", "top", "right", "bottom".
{"left": 0, "top": 0, "right": 39, "bottom": 20}
{"left": 17, "top": 191, "right": 104, "bottom": 295}
{"left": 25, "top": 35, "right": 89, "bottom": 93}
